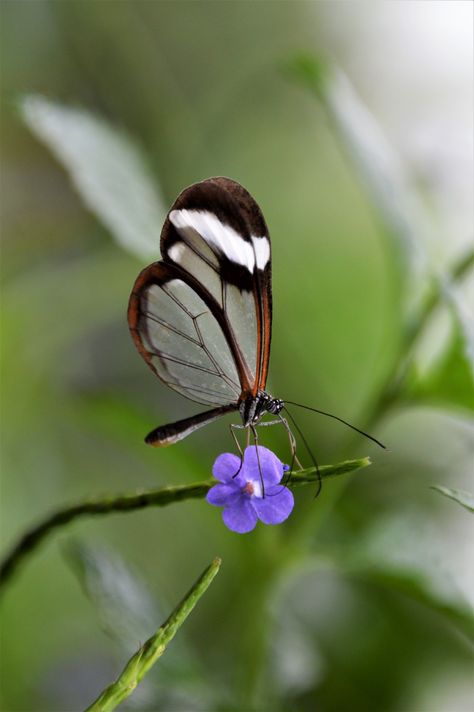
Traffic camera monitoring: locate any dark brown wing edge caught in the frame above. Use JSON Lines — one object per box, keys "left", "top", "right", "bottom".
{"left": 145, "top": 404, "right": 238, "bottom": 447}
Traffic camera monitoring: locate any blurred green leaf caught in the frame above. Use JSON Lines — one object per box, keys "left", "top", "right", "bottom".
{"left": 20, "top": 95, "right": 165, "bottom": 259}
{"left": 431, "top": 486, "right": 474, "bottom": 513}
{"left": 278, "top": 543, "right": 474, "bottom": 648}
{"left": 66, "top": 542, "right": 216, "bottom": 711}
{"left": 348, "top": 562, "right": 474, "bottom": 642}
{"left": 407, "top": 314, "right": 474, "bottom": 412}
{"left": 67, "top": 542, "right": 159, "bottom": 709}
{"left": 377, "top": 248, "right": 474, "bottom": 415}
{"left": 270, "top": 541, "right": 474, "bottom": 711}
{"left": 286, "top": 53, "right": 429, "bottom": 292}
{"left": 339, "top": 511, "right": 474, "bottom": 641}
{"left": 444, "top": 276, "right": 474, "bottom": 384}
{"left": 283, "top": 53, "right": 330, "bottom": 101}
{"left": 66, "top": 541, "right": 158, "bottom": 647}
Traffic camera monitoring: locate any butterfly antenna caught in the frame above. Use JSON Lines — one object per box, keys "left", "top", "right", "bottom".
{"left": 229, "top": 425, "right": 244, "bottom": 479}
{"left": 284, "top": 401, "right": 386, "bottom": 450}
{"left": 283, "top": 406, "right": 322, "bottom": 498}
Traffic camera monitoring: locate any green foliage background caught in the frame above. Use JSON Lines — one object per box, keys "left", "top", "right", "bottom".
{"left": 1, "top": 2, "right": 473, "bottom": 711}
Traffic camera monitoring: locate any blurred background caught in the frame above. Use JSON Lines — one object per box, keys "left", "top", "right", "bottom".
{"left": 1, "top": 2, "right": 473, "bottom": 710}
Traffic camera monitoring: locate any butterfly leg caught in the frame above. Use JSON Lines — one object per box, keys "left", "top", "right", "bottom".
{"left": 277, "top": 414, "right": 302, "bottom": 487}
{"left": 250, "top": 424, "right": 265, "bottom": 498}
{"left": 256, "top": 417, "right": 303, "bottom": 472}
{"left": 229, "top": 423, "right": 246, "bottom": 478}
{"left": 283, "top": 407, "right": 322, "bottom": 497}
{"left": 278, "top": 415, "right": 304, "bottom": 472}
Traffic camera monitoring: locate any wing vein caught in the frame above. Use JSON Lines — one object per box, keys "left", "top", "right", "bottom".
{"left": 142, "top": 309, "right": 202, "bottom": 346}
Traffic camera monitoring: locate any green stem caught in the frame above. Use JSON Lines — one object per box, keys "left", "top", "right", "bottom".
{"left": 0, "top": 458, "right": 370, "bottom": 590}
{"left": 85, "top": 557, "right": 221, "bottom": 712}
{"left": 370, "top": 247, "right": 474, "bottom": 420}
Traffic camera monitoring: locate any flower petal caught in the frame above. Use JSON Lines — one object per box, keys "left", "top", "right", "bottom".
{"left": 243, "top": 445, "right": 284, "bottom": 486}
{"left": 252, "top": 485, "right": 294, "bottom": 525}
{"left": 206, "top": 483, "right": 241, "bottom": 507}
{"left": 222, "top": 499, "right": 258, "bottom": 533}
{"left": 212, "top": 453, "right": 245, "bottom": 484}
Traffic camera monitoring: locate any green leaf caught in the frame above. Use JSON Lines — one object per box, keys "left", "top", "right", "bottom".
{"left": 349, "top": 563, "right": 474, "bottom": 641}
{"left": 67, "top": 542, "right": 160, "bottom": 709}
{"left": 283, "top": 507, "right": 474, "bottom": 643}
{"left": 66, "top": 542, "right": 214, "bottom": 710}
{"left": 84, "top": 557, "right": 221, "bottom": 712}
{"left": 283, "top": 53, "right": 330, "bottom": 101}
{"left": 341, "top": 511, "right": 474, "bottom": 641}
{"left": 19, "top": 95, "right": 165, "bottom": 259}
{"left": 444, "top": 274, "right": 474, "bottom": 384}
{"left": 431, "top": 485, "right": 474, "bottom": 513}
{"left": 286, "top": 53, "right": 428, "bottom": 291}
{"left": 388, "top": 249, "right": 474, "bottom": 413}
{"left": 407, "top": 313, "right": 474, "bottom": 412}
{"left": 66, "top": 541, "right": 159, "bottom": 647}
{"left": 271, "top": 533, "right": 474, "bottom": 705}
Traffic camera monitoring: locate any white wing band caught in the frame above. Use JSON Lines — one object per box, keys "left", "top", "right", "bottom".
{"left": 169, "top": 209, "right": 269, "bottom": 272}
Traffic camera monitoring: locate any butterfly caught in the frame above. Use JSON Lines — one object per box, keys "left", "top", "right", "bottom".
{"left": 128, "top": 177, "right": 385, "bottom": 464}
{"left": 127, "top": 176, "right": 288, "bottom": 446}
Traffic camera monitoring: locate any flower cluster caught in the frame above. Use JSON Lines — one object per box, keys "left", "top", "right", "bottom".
{"left": 206, "top": 445, "right": 294, "bottom": 533}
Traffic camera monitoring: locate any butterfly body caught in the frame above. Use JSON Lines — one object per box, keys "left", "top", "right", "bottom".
{"left": 239, "top": 391, "right": 284, "bottom": 427}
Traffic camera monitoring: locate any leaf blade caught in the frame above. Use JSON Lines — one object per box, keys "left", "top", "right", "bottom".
{"left": 20, "top": 95, "right": 165, "bottom": 259}
{"left": 286, "top": 53, "right": 428, "bottom": 286}
{"left": 431, "top": 485, "right": 474, "bottom": 513}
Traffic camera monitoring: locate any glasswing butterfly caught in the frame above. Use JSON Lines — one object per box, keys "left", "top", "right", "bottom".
{"left": 128, "top": 177, "right": 384, "bottom": 476}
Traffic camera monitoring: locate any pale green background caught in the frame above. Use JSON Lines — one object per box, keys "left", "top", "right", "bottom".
{"left": 1, "top": 2, "right": 473, "bottom": 711}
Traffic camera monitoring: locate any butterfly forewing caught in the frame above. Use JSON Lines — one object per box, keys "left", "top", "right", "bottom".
{"left": 161, "top": 177, "right": 272, "bottom": 394}
{"left": 128, "top": 177, "right": 272, "bottom": 414}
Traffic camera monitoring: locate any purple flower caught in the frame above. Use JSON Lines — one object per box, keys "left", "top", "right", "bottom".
{"left": 206, "top": 446, "right": 294, "bottom": 533}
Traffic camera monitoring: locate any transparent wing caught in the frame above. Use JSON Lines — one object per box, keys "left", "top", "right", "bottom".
{"left": 129, "top": 262, "right": 242, "bottom": 406}
{"left": 160, "top": 177, "right": 272, "bottom": 395}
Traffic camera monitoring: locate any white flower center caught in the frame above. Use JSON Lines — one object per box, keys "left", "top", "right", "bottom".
{"left": 242, "top": 479, "right": 262, "bottom": 499}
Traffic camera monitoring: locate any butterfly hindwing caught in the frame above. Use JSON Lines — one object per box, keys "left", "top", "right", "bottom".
{"left": 128, "top": 261, "right": 242, "bottom": 406}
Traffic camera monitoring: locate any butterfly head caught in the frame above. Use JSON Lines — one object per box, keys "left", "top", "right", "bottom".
{"left": 239, "top": 391, "right": 284, "bottom": 427}
{"left": 265, "top": 395, "right": 284, "bottom": 416}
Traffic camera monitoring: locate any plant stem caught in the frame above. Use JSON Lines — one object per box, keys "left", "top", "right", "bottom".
{"left": 85, "top": 557, "right": 221, "bottom": 712}
{"left": 369, "top": 246, "right": 474, "bottom": 422}
{"left": 0, "top": 458, "right": 370, "bottom": 591}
